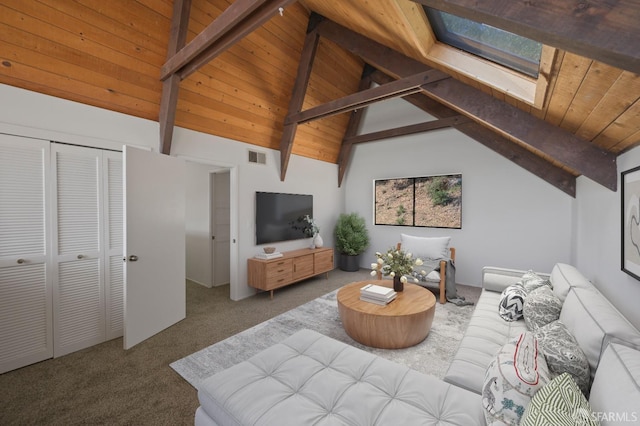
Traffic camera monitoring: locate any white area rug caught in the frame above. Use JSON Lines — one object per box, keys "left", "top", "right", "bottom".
{"left": 170, "top": 288, "right": 476, "bottom": 389}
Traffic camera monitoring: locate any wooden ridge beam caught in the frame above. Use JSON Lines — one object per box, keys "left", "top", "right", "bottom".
{"left": 316, "top": 18, "right": 617, "bottom": 191}
{"left": 414, "top": 0, "right": 640, "bottom": 74}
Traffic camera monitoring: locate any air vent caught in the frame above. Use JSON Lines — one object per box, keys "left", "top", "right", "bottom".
{"left": 248, "top": 150, "right": 266, "bottom": 165}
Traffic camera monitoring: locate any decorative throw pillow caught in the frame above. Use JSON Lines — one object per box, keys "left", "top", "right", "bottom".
{"left": 534, "top": 320, "right": 590, "bottom": 396}
{"left": 523, "top": 285, "right": 563, "bottom": 330}
{"left": 483, "top": 332, "right": 550, "bottom": 425}
{"left": 400, "top": 234, "right": 450, "bottom": 260}
{"left": 521, "top": 373, "right": 598, "bottom": 426}
{"left": 521, "top": 270, "right": 552, "bottom": 293}
{"left": 499, "top": 283, "right": 527, "bottom": 321}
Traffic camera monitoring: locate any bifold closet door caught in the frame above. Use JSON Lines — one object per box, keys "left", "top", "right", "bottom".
{"left": 0, "top": 135, "right": 53, "bottom": 374}
{"left": 104, "top": 151, "right": 123, "bottom": 340}
{"left": 51, "top": 144, "right": 105, "bottom": 357}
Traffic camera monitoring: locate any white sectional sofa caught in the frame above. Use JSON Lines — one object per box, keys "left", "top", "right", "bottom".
{"left": 194, "top": 263, "right": 640, "bottom": 425}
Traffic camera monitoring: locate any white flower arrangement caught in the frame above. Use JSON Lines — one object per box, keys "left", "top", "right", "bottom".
{"left": 296, "top": 214, "right": 319, "bottom": 237}
{"left": 370, "top": 248, "right": 424, "bottom": 284}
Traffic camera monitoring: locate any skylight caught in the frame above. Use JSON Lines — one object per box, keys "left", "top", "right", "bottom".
{"left": 425, "top": 7, "right": 542, "bottom": 78}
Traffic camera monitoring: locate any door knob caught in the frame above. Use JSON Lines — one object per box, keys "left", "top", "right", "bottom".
{"left": 17, "top": 258, "right": 25, "bottom": 264}
{"left": 77, "top": 254, "right": 85, "bottom": 259}
{"left": 128, "top": 255, "right": 138, "bottom": 262}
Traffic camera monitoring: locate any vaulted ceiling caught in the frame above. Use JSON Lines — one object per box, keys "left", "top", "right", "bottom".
{"left": 1, "top": 0, "right": 639, "bottom": 197}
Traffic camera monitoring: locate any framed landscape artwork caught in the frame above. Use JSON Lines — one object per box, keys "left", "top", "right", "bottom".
{"left": 621, "top": 165, "right": 640, "bottom": 280}
{"left": 374, "top": 174, "right": 462, "bottom": 229}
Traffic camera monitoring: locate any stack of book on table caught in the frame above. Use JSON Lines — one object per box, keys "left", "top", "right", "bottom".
{"left": 360, "top": 283, "right": 397, "bottom": 305}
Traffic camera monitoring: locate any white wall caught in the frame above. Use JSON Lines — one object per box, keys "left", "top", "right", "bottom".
{"left": 344, "top": 97, "right": 574, "bottom": 286}
{"left": 0, "top": 84, "right": 345, "bottom": 301}
{"left": 6, "top": 83, "right": 637, "bottom": 328}
{"left": 575, "top": 147, "right": 640, "bottom": 330}
{"left": 185, "top": 161, "right": 213, "bottom": 287}
{"left": 0, "top": 85, "right": 157, "bottom": 152}
{"left": 171, "top": 130, "right": 345, "bottom": 300}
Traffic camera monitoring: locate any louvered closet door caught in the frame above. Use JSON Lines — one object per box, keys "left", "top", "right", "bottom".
{"left": 51, "top": 144, "right": 105, "bottom": 357}
{"left": 104, "top": 151, "right": 123, "bottom": 340}
{"left": 0, "top": 135, "right": 53, "bottom": 374}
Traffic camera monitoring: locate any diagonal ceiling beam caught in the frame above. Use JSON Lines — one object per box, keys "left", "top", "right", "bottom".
{"left": 337, "top": 66, "right": 372, "bottom": 187}
{"left": 160, "top": 0, "right": 294, "bottom": 81}
{"left": 370, "top": 70, "right": 577, "bottom": 197}
{"left": 279, "top": 15, "right": 323, "bottom": 181}
{"left": 284, "top": 68, "right": 448, "bottom": 125}
{"left": 158, "top": 0, "right": 191, "bottom": 155}
{"left": 414, "top": 0, "right": 640, "bottom": 74}
{"left": 177, "top": 0, "right": 297, "bottom": 80}
{"left": 158, "top": 0, "right": 294, "bottom": 154}
{"left": 343, "top": 115, "right": 470, "bottom": 145}
{"left": 316, "top": 18, "right": 617, "bottom": 191}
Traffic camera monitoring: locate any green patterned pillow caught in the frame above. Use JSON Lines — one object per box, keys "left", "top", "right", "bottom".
{"left": 521, "top": 373, "right": 598, "bottom": 426}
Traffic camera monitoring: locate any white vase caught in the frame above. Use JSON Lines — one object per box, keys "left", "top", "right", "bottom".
{"left": 313, "top": 233, "right": 323, "bottom": 248}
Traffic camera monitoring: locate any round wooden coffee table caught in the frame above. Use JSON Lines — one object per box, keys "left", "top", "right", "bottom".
{"left": 337, "top": 280, "right": 436, "bottom": 349}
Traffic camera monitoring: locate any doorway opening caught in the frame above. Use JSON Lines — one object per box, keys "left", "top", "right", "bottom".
{"left": 183, "top": 157, "right": 238, "bottom": 299}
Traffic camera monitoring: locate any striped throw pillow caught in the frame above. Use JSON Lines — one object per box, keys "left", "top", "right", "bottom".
{"left": 521, "top": 373, "right": 598, "bottom": 426}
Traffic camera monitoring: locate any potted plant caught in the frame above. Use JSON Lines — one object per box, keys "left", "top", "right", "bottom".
{"left": 334, "top": 212, "right": 370, "bottom": 271}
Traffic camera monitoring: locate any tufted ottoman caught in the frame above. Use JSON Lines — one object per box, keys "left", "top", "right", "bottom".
{"left": 195, "top": 329, "right": 484, "bottom": 425}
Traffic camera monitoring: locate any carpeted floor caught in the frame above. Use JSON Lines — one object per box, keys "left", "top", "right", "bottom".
{"left": 171, "top": 285, "right": 477, "bottom": 388}
{"left": 0, "top": 268, "right": 480, "bottom": 425}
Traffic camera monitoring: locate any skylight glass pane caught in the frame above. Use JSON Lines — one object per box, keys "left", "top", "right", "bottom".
{"left": 426, "top": 8, "right": 542, "bottom": 77}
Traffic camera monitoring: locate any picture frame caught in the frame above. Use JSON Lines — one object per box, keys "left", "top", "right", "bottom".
{"left": 621, "top": 165, "right": 640, "bottom": 280}
{"left": 374, "top": 174, "right": 462, "bottom": 229}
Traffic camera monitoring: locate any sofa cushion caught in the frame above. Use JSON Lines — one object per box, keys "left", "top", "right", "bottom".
{"left": 520, "top": 270, "right": 552, "bottom": 293}
{"left": 521, "top": 373, "right": 598, "bottom": 426}
{"left": 560, "top": 287, "right": 640, "bottom": 381}
{"left": 483, "top": 332, "right": 550, "bottom": 425}
{"left": 534, "top": 320, "right": 590, "bottom": 396}
{"left": 197, "top": 329, "right": 486, "bottom": 426}
{"left": 400, "top": 234, "right": 450, "bottom": 260}
{"left": 589, "top": 343, "right": 640, "bottom": 426}
{"left": 550, "top": 263, "right": 594, "bottom": 302}
{"left": 523, "top": 285, "right": 563, "bottom": 331}
{"left": 482, "top": 267, "right": 551, "bottom": 294}
{"left": 499, "top": 284, "right": 527, "bottom": 321}
{"left": 444, "top": 289, "right": 528, "bottom": 394}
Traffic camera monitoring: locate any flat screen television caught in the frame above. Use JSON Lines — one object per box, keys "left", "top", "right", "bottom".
{"left": 255, "top": 191, "right": 313, "bottom": 245}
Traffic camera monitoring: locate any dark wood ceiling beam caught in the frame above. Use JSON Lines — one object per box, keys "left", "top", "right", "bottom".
{"left": 284, "top": 68, "right": 448, "bottom": 126}
{"left": 160, "top": 0, "right": 290, "bottom": 80}
{"left": 343, "top": 115, "right": 470, "bottom": 145}
{"left": 337, "top": 66, "right": 374, "bottom": 187}
{"left": 158, "top": 0, "right": 191, "bottom": 155}
{"left": 455, "top": 121, "right": 577, "bottom": 196}
{"left": 370, "top": 70, "right": 577, "bottom": 196}
{"left": 279, "top": 17, "right": 323, "bottom": 181}
{"left": 316, "top": 18, "right": 617, "bottom": 191}
{"left": 414, "top": 0, "right": 640, "bottom": 74}
{"left": 423, "top": 77, "right": 617, "bottom": 190}
{"left": 178, "top": 0, "right": 297, "bottom": 80}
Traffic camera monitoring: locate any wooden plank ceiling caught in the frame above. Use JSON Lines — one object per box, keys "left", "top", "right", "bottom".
{"left": 1, "top": 0, "right": 639, "bottom": 196}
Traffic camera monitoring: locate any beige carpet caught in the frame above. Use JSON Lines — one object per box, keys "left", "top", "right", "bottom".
{"left": 0, "top": 268, "right": 480, "bottom": 425}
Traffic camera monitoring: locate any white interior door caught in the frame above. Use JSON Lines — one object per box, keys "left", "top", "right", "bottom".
{"left": 123, "top": 146, "right": 185, "bottom": 349}
{"left": 213, "top": 171, "right": 230, "bottom": 286}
